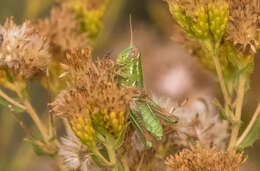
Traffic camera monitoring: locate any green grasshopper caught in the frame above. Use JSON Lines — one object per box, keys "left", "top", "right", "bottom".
{"left": 117, "top": 19, "right": 178, "bottom": 146}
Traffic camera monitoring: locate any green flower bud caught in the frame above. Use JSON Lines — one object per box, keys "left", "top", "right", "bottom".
{"left": 208, "top": 2, "right": 229, "bottom": 43}
{"left": 191, "top": 7, "right": 209, "bottom": 39}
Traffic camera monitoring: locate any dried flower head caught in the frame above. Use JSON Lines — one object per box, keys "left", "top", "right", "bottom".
{"left": 226, "top": 0, "right": 260, "bottom": 53}
{"left": 51, "top": 57, "right": 137, "bottom": 147}
{"left": 59, "top": 136, "right": 89, "bottom": 170}
{"left": 37, "top": 4, "right": 89, "bottom": 57}
{"left": 64, "top": 49, "right": 91, "bottom": 72}
{"left": 0, "top": 18, "right": 50, "bottom": 79}
{"left": 152, "top": 95, "right": 229, "bottom": 150}
{"left": 59, "top": 125, "right": 102, "bottom": 171}
{"left": 165, "top": 143, "right": 246, "bottom": 171}
{"left": 75, "top": 58, "right": 137, "bottom": 136}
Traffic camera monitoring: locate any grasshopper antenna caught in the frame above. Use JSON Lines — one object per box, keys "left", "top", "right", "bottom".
{"left": 129, "top": 14, "right": 134, "bottom": 47}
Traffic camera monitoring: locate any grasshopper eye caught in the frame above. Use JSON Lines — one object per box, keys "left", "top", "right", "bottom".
{"left": 129, "top": 48, "right": 138, "bottom": 58}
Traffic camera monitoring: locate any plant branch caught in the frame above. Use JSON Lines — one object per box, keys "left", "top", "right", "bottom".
{"left": 0, "top": 89, "right": 26, "bottom": 110}
{"left": 211, "top": 51, "right": 231, "bottom": 106}
{"left": 211, "top": 48, "right": 234, "bottom": 121}
{"left": 236, "top": 103, "right": 260, "bottom": 147}
{"left": 228, "top": 75, "right": 246, "bottom": 151}
{"left": 23, "top": 99, "right": 49, "bottom": 143}
{"left": 106, "top": 143, "right": 117, "bottom": 171}
{"left": 92, "top": 148, "right": 114, "bottom": 167}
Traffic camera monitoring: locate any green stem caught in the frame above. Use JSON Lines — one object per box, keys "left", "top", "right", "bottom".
{"left": 210, "top": 44, "right": 234, "bottom": 122}
{"left": 0, "top": 88, "right": 26, "bottom": 110}
{"left": 228, "top": 75, "right": 246, "bottom": 151}
{"left": 13, "top": 81, "right": 49, "bottom": 143}
{"left": 106, "top": 144, "right": 117, "bottom": 171}
{"left": 23, "top": 99, "right": 49, "bottom": 143}
{"left": 211, "top": 50, "right": 231, "bottom": 106}
{"left": 236, "top": 103, "right": 260, "bottom": 147}
{"left": 92, "top": 148, "right": 114, "bottom": 167}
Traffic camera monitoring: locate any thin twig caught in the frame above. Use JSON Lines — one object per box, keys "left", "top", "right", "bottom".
{"left": 228, "top": 76, "right": 246, "bottom": 151}
{"left": 212, "top": 51, "right": 231, "bottom": 106}
{"left": 236, "top": 103, "right": 260, "bottom": 147}
{"left": 211, "top": 50, "right": 234, "bottom": 123}
{"left": 93, "top": 148, "right": 114, "bottom": 167}
{"left": 0, "top": 89, "right": 26, "bottom": 110}
{"left": 23, "top": 99, "right": 49, "bottom": 143}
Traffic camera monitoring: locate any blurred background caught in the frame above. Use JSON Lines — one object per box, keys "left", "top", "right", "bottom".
{"left": 0, "top": 0, "right": 260, "bottom": 170}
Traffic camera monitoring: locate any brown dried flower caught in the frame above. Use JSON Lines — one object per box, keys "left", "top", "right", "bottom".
{"left": 165, "top": 144, "right": 246, "bottom": 171}
{"left": 226, "top": 0, "right": 260, "bottom": 53}
{"left": 152, "top": 95, "right": 229, "bottom": 150}
{"left": 64, "top": 48, "right": 91, "bottom": 72}
{"left": 0, "top": 18, "right": 50, "bottom": 79}
{"left": 51, "top": 56, "right": 137, "bottom": 141}
{"left": 36, "top": 4, "right": 89, "bottom": 58}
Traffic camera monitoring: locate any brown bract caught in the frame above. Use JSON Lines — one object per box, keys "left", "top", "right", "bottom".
{"left": 36, "top": 4, "right": 89, "bottom": 58}
{"left": 0, "top": 18, "right": 50, "bottom": 79}
{"left": 165, "top": 144, "right": 246, "bottom": 171}
{"left": 227, "top": 0, "right": 260, "bottom": 53}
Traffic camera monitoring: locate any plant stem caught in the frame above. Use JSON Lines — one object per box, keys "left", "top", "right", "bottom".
{"left": 211, "top": 51, "right": 231, "bottom": 106}
{"left": 228, "top": 76, "right": 246, "bottom": 151}
{"left": 0, "top": 89, "right": 26, "bottom": 110}
{"left": 12, "top": 81, "right": 50, "bottom": 143}
{"left": 211, "top": 48, "right": 234, "bottom": 122}
{"left": 23, "top": 99, "right": 49, "bottom": 143}
{"left": 106, "top": 144, "right": 117, "bottom": 171}
{"left": 92, "top": 148, "right": 114, "bottom": 167}
{"left": 236, "top": 103, "right": 260, "bottom": 147}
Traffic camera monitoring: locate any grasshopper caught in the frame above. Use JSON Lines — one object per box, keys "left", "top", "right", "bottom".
{"left": 116, "top": 17, "right": 178, "bottom": 145}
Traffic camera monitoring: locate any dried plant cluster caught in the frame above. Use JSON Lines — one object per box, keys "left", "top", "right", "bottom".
{"left": 0, "top": 19, "right": 50, "bottom": 79}
{"left": 0, "top": 0, "right": 260, "bottom": 171}
{"left": 165, "top": 144, "right": 245, "bottom": 171}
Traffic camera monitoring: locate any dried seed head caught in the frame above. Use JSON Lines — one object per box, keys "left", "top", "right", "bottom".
{"left": 64, "top": 48, "right": 91, "bottom": 72}
{"left": 59, "top": 136, "right": 88, "bottom": 170}
{"left": 0, "top": 18, "right": 50, "bottom": 79}
{"left": 226, "top": 0, "right": 260, "bottom": 53}
{"left": 152, "top": 95, "right": 229, "bottom": 150}
{"left": 36, "top": 4, "right": 89, "bottom": 58}
{"left": 51, "top": 57, "right": 137, "bottom": 141}
{"left": 165, "top": 143, "right": 246, "bottom": 171}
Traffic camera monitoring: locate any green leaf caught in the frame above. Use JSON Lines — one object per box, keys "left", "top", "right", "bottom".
{"left": 137, "top": 102, "right": 163, "bottom": 140}
{"left": 0, "top": 96, "right": 25, "bottom": 113}
{"left": 238, "top": 115, "right": 260, "bottom": 150}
